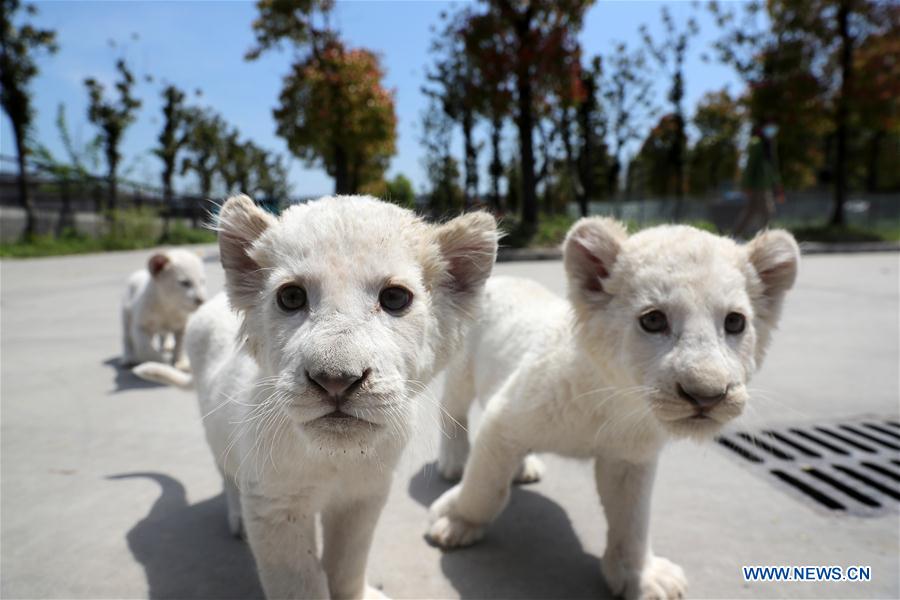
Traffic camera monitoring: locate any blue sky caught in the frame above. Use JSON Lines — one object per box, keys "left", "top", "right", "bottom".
{"left": 1, "top": 0, "right": 743, "bottom": 198}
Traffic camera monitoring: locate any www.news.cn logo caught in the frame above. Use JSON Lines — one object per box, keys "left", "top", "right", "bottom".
{"left": 742, "top": 565, "right": 872, "bottom": 582}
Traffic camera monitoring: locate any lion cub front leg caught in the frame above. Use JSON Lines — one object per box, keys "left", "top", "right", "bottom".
{"left": 322, "top": 487, "right": 391, "bottom": 600}
{"left": 241, "top": 492, "right": 328, "bottom": 599}
{"left": 428, "top": 408, "right": 527, "bottom": 548}
{"left": 594, "top": 455, "right": 687, "bottom": 600}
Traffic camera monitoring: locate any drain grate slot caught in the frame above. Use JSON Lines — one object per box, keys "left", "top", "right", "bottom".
{"left": 736, "top": 433, "right": 794, "bottom": 460}
{"left": 718, "top": 417, "right": 900, "bottom": 516}
{"left": 814, "top": 427, "right": 877, "bottom": 453}
{"left": 790, "top": 429, "right": 849, "bottom": 455}
{"left": 860, "top": 462, "right": 900, "bottom": 484}
{"left": 717, "top": 437, "right": 763, "bottom": 463}
{"left": 833, "top": 466, "right": 900, "bottom": 501}
{"left": 771, "top": 470, "right": 846, "bottom": 510}
{"left": 838, "top": 425, "right": 900, "bottom": 451}
{"left": 864, "top": 422, "right": 900, "bottom": 441}
{"left": 803, "top": 468, "right": 881, "bottom": 507}
{"left": 764, "top": 430, "right": 821, "bottom": 458}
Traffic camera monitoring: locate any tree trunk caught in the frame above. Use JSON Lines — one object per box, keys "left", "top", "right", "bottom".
{"left": 830, "top": 0, "right": 852, "bottom": 226}
{"left": 516, "top": 73, "right": 538, "bottom": 231}
{"left": 13, "top": 127, "right": 37, "bottom": 239}
{"left": 107, "top": 155, "right": 118, "bottom": 217}
{"left": 577, "top": 110, "right": 593, "bottom": 218}
{"left": 56, "top": 177, "right": 74, "bottom": 237}
{"left": 560, "top": 108, "right": 586, "bottom": 217}
{"left": 672, "top": 113, "right": 686, "bottom": 221}
{"left": 489, "top": 113, "right": 504, "bottom": 213}
{"left": 15, "top": 135, "right": 37, "bottom": 240}
{"left": 333, "top": 145, "right": 352, "bottom": 195}
{"left": 462, "top": 109, "right": 478, "bottom": 210}
{"left": 162, "top": 166, "right": 173, "bottom": 239}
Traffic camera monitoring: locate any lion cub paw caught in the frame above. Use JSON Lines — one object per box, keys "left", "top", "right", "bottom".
{"left": 604, "top": 555, "right": 687, "bottom": 600}
{"left": 427, "top": 515, "right": 484, "bottom": 548}
{"left": 426, "top": 486, "right": 485, "bottom": 549}
{"left": 513, "top": 454, "right": 544, "bottom": 484}
{"left": 363, "top": 584, "right": 390, "bottom": 599}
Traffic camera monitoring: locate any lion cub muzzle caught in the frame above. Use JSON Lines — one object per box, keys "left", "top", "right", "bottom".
{"left": 306, "top": 368, "right": 372, "bottom": 412}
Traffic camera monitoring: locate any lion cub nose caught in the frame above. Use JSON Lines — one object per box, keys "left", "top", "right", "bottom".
{"left": 677, "top": 383, "right": 727, "bottom": 409}
{"left": 307, "top": 369, "right": 370, "bottom": 400}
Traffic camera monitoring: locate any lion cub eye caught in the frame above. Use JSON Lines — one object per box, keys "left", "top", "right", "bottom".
{"left": 724, "top": 312, "right": 746, "bottom": 334}
{"left": 639, "top": 310, "right": 668, "bottom": 333}
{"left": 277, "top": 285, "right": 307, "bottom": 312}
{"left": 379, "top": 286, "right": 413, "bottom": 313}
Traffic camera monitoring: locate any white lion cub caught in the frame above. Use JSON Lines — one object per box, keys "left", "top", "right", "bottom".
{"left": 428, "top": 218, "right": 799, "bottom": 599}
{"left": 161, "top": 194, "right": 497, "bottom": 599}
{"left": 121, "top": 248, "right": 207, "bottom": 367}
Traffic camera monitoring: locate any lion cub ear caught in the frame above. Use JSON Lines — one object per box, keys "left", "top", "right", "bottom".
{"left": 746, "top": 229, "right": 800, "bottom": 313}
{"left": 434, "top": 211, "right": 498, "bottom": 294}
{"left": 563, "top": 217, "right": 628, "bottom": 304}
{"left": 217, "top": 194, "right": 276, "bottom": 311}
{"left": 148, "top": 253, "right": 169, "bottom": 277}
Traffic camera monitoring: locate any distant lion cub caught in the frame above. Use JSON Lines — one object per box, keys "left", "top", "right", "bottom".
{"left": 428, "top": 218, "right": 799, "bottom": 599}
{"left": 121, "top": 249, "right": 207, "bottom": 367}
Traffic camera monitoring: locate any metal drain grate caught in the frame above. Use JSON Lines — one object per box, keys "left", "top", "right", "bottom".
{"left": 716, "top": 417, "right": 900, "bottom": 516}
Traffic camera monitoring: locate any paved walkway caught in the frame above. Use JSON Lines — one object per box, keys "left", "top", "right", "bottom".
{"left": 1, "top": 247, "right": 897, "bottom": 599}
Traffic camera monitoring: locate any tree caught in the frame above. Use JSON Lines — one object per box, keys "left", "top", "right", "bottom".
{"left": 31, "top": 104, "right": 99, "bottom": 235}
{"left": 154, "top": 84, "right": 191, "bottom": 237}
{"left": 248, "top": 0, "right": 396, "bottom": 195}
{"left": 544, "top": 53, "right": 607, "bottom": 216}
{"left": 463, "top": 10, "right": 514, "bottom": 212}
{"left": 471, "top": 0, "right": 593, "bottom": 231}
{"left": 602, "top": 42, "right": 655, "bottom": 198}
{"left": 249, "top": 147, "right": 290, "bottom": 206}
{"left": 640, "top": 7, "right": 699, "bottom": 218}
{"left": 273, "top": 41, "right": 397, "bottom": 194}
{"left": 245, "top": 0, "right": 334, "bottom": 61}
{"left": 420, "top": 98, "right": 463, "bottom": 217}
{"left": 0, "top": 0, "right": 57, "bottom": 238}
{"left": 385, "top": 174, "right": 415, "bottom": 209}
{"left": 774, "top": 0, "right": 892, "bottom": 224}
{"left": 709, "top": 1, "right": 829, "bottom": 190}
{"left": 708, "top": 0, "right": 894, "bottom": 222}
{"left": 181, "top": 108, "right": 225, "bottom": 222}
{"left": 631, "top": 113, "right": 684, "bottom": 198}
{"left": 850, "top": 18, "right": 900, "bottom": 192}
{"left": 688, "top": 90, "right": 742, "bottom": 195}
{"left": 84, "top": 58, "right": 142, "bottom": 215}
{"left": 217, "top": 129, "right": 254, "bottom": 195}
{"left": 425, "top": 9, "right": 482, "bottom": 208}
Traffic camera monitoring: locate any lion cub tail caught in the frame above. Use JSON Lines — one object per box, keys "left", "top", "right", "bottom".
{"left": 132, "top": 362, "right": 194, "bottom": 390}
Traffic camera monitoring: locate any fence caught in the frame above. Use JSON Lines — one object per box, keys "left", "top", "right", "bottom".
{"left": 0, "top": 155, "right": 223, "bottom": 241}
{"left": 573, "top": 191, "right": 900, "bottom": 232}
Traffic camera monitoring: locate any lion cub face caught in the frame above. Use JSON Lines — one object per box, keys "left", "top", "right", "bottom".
{"left": 564, "top": 219, "right": 799, "bottom": 439}
{"left": 218, "top": 195, "right": 497, "bottom": 452}
{"left": 148, "top": 249, "right": 208, "bottom": 313}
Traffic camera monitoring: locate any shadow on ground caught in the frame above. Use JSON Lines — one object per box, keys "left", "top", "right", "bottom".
{"left": 408, "top": 463, "right": 612, "bottom": 599}
{"left": 109, "top": 472, "right": 263, "bottom": 600}
{"left": 103, "top": 357, "right": 164, "bottom": 393}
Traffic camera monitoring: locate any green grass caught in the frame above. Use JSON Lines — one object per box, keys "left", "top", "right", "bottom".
{"left": 500, "top": 214, "right": 720, "bottom": 249}
{"left": 788, "top": 223, "right": 900, "bottom": 243}
{"left": 0, "top": 209, "right": 216, "bottom": 258}
{"left": 161, "top": 222, "right": 218, "bottom": 245}
{"left": 499, "top": 213, "right": 898, "bottom": 249}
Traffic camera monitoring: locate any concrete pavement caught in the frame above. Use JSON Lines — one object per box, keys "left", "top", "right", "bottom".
{"left": 1, "top": 246, "right": 898, "bottom": 599}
